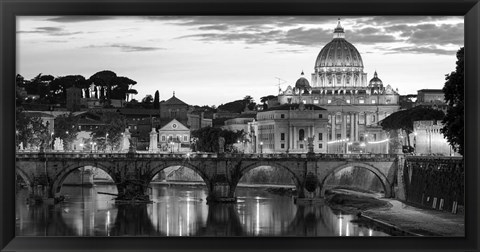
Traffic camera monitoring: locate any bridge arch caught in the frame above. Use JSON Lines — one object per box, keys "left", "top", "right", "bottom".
{"left": 51, "top": 162, "right": 118, "bottom": 198}
{"left": 148, "top": 162, "right": 210, "bottom": 186}
{"left": 320, "top": 162, "right": 392, "bottom": 198}
{"left": 235, "top": 161, "right": 302, "bottom": 192}
{"left": 15, "top": 166, "right": 33, "bottom": 194}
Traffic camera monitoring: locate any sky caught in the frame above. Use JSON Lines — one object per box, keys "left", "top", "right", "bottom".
{"left": 17, "top": 16, "right": 463, "bottom": 106}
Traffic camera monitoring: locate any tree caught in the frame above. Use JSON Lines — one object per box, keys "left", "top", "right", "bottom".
{"left": 441, "top": 47, "right": 464, "bottom": 156}
{"left": 49, "top": 75, "right": 88, "bottom": 104}
{"left": 54, "top": 113, "right": 80, "bottom": 150}
{"left": 16, "top": 109, "right": 50, "bottom": 150}
{"left": 191, "top": 127, "right": 244, "bottom": 153}
{"left": 142, "top": 95, "right": 154, "bottom": 109}
{"left": 381, "top": 106, "right": 445, "bottom": 148}
{"left": 154, "top": 90, "right": 160, "bottom": 109}
{"left": 91, "top": 112, "right": 126, "bottom": 151}
{"left": 260, "top": 95, "right": 277, "bottom": 109}
{"left": 89, "top": 70, "right": 137, "bottom": 104}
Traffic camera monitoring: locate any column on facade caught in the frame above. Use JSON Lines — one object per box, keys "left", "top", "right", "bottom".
{"left": 331, "top": 114, "right": 336, "bottom": 141}
{"left": 342, "top": 114, "right": 347, "bottom": 140}
{"left": 355, "top": 113, "right": 359, "bottom": 142}
{"left": 292, "top": 126, "right": 296, "bottom": 150}
{"left": 350, "top": 113, "right": 354, "bottom": 141}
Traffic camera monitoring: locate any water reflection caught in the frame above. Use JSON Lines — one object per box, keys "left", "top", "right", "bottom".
{"left": 16, "top": 185, "right": 390, "bottom": 236}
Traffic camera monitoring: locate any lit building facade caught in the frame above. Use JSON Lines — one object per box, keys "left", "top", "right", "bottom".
{"left": 277, "top": 20, "right": 400, "bottom": 153}
{"left": 255, "top": 103, "right": 328, "bottom": 153}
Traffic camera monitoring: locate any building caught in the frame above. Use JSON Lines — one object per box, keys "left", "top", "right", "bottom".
{"left": 415, "top": 89, "right": 447, "bottom": 111}
{"left": 118, "top": 108, "right": 160, "bottom": 148}
{"left": 187, "top": 112, "right": 213, "bottom": 131}
{"left": 159, "top": 92, "right": 189, "bottom": 127}
{"left": 276, "top": 19, "right": 400, "bottom": 153}
{"left": 157, "top": 119, "right": 191, "bottom": 153}
{"left": 412, "top": 120, "right": 458, "bottom": 156}
{"left": 66, "top": 86, "right": 82, "bottom": 112}
{"left": 255, "top": 103, "right": 328, "bottom": 154}
{"left": 221, "top": 114, "right": 257, "bottom": 153}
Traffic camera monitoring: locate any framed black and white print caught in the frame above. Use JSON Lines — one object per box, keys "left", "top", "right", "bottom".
{"left": 1, "top": 0, "right": 479, "bottom": 252}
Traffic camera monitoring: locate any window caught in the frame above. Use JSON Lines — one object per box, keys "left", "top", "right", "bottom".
{"left": 281, "top": 114, "right": 285, "bottom": 118}
{"left": 314, "top": 100, "right": 319, "bottom": 104}
{"left": 300, "top": 144, "right": 304, "bottom": 149}
{"left": 302, "top": 100, "right": 307, "bottom": 104}
{"left": 336, "top": 134, "right": 341, "bottom": 140}
{"left": 319, "top": 143, "right": 323, "bottom": 148}
{"left": 328, "top": 115, "right": 332, "bottom": 123}
{"left": 359, "top": 114, "right": 365, "bottom": 124}
{"left": 359, "top": 99, "right": 364, "bottom": 104}
{"left": 161, "top": 135, "right": 166, "bottom": 142}
{"left": 318, "top": 133, "right": 323, "bottom": 141}
{"left": 346, "top": 99, "right": 350, "bottom": 104}
{"left": 327, "top": 99, "right": 331, "bottom": 104}
{"left": 372, "top": 115, "right": 376, "bottom": 123}
{"left": 299, "top": 129, "right": 305, "bottom": 141}
{"left": 336, "top": 114, "right": 342, "bottom": 123}
{"left": 183, "top": 135, "right": 188, "bottom": 142}
{"left": 281, "top": 143, "right": 285, "bottom": 149}
{"left": 176, "top": 135, "right": 180, "bottom": 141}
{"left": 372, "top": 100, "right": 376, "bottom": 104}
{"left": 281, "top": 133, "right": 285, "bottom": 141}
{"left": 318, "top": 114, "right": 323, "bottom": 118}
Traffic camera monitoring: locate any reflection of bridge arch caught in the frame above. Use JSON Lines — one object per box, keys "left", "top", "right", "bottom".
{"left": 236, "top": 161, "right": 301, "bottom": 189}
{"left": 51, "top": 163, "right": 118, "bottom": 198}
{"left": 320, "top": 162, "right": 392, "bottom": 197}
{"left": 15, "top": 166, "right": 33, "bottom": 194}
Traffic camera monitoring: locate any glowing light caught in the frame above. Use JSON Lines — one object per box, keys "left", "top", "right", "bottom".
{"left": 360, "top": 143, "right": 366, "bottom": 147}
{"left": 367, "top": 138, "right": 389, "bottom": 144}
{"left": 369, "top": 229, "right": 373, "bottom": 236}
{"left": 339, "top": 214, "right": 343, "bottom": 236}
{"left": 186, "top": 197, "right": 190, "bottom": 235}
{"left": 327, "top": 138, "right": 350, "bottom": 144}
{"left": 256, "top": 199, "right": 260, "bottom": 235}
{"left": 346, "top": 222, "right": 350, "bottom": 236}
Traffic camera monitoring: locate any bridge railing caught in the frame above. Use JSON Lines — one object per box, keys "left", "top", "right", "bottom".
{"left": 16, "top": 151, "right": 402, "bottom": 160}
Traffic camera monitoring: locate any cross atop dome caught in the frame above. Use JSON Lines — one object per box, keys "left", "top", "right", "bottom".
{"left": 333, "top": 18, "right": 345, "bottom": 39}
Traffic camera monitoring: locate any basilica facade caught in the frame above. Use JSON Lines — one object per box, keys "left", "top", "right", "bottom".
{"left": 276, "top": 19, "right": 400, "bottom": 152}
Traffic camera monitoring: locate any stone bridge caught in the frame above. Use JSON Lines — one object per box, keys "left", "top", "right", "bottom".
{"left": 15, "top": 152, "right": 401, "bottom": 203}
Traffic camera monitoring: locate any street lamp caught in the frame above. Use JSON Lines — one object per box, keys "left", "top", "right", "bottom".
{"left": 260, "top": 141, "right": 263, "bottom": 154}
{"left": 170, "top": 141, "right": 174, "bottom": 153}
{"left": 80, "top": 143, "right": 84, "bottom": 152}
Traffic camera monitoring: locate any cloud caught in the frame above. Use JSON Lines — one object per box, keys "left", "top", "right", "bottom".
{"left": 198, "top": 25, "right": 230, "bottom": 31}
{"left": 47, "top": 16, "right": 117, "bottom": 23}
{"left": 86, "top": 43, "right": 165, "bottom": 52}
{"left": 17, "top": 26, "right": 82, "bottom": 36}
{"left": 383, "top": 45, "right": 458, "bottom": 55}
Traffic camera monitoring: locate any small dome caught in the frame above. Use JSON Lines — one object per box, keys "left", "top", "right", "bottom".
{"left": 295, "top": 71, "right": 310, "bottom": 89}
{"left": 369, "top": 71, "right": 383, "bottom": 87}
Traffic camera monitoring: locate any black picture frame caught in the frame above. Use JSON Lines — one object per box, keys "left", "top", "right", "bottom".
{"left": 1, "top": 0, "right": 479, "bottom": 251}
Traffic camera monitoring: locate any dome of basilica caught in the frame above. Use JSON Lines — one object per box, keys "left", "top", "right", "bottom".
{"left": 314, "top": 19, "right": 364, "bottom": 70}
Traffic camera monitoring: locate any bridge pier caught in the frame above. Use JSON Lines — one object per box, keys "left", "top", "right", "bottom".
{"left": 115, "top": 180, "right": 151, "bottom": 203}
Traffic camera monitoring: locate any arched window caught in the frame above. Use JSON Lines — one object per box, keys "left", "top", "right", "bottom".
{"left": 299, "top": 129, "right": 305, "bottom": 141}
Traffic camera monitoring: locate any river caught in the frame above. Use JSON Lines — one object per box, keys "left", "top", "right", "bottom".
{"left": 16, "top": 184, "right": 390, "bottom": 236}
